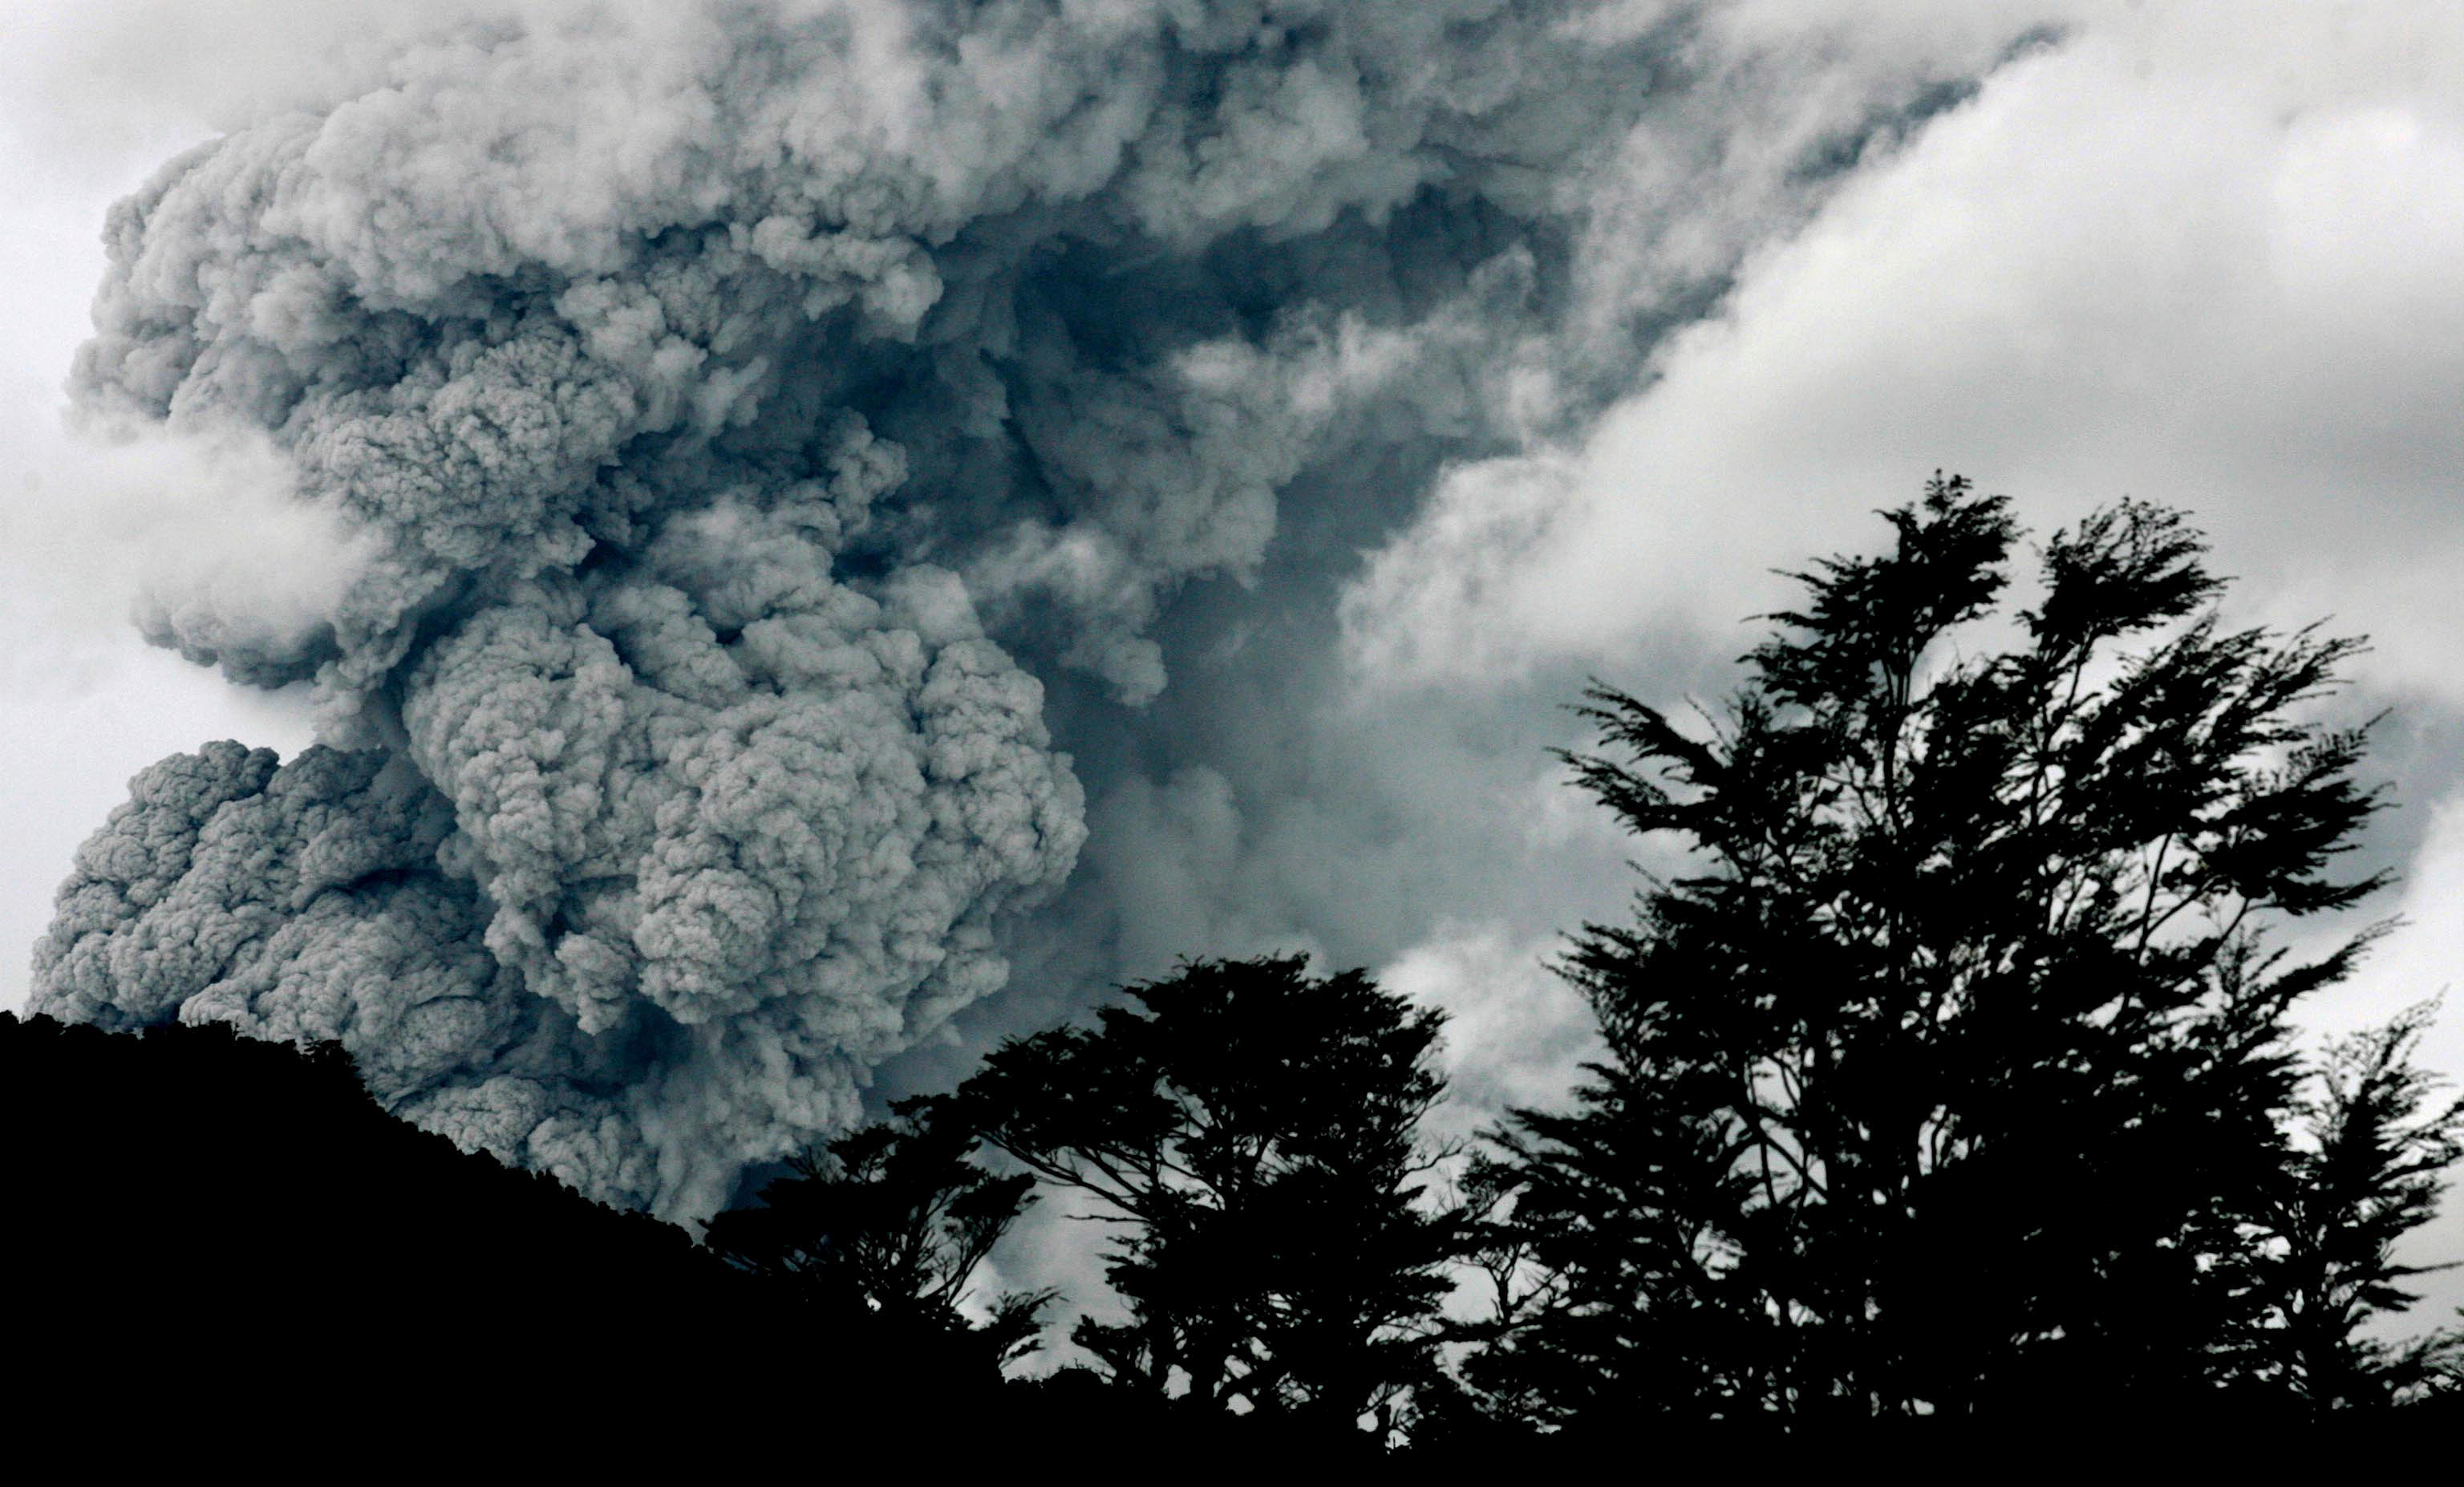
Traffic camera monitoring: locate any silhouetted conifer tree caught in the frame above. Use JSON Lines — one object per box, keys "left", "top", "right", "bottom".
{"left": 1473, "top": 475, "right": 2409, "bottom": 1425}
{"left": 953, "top": 955, "right": 1462, "bottom": 1438}
{"left": 704, "top": 1097, "right": 1051, "bottom": 1378}
{"left": 2244, "top": 999, "right": 2464, "bottom": 1410}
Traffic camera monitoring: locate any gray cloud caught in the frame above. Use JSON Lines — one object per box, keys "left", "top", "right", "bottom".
{"left": 24, "top": 0, "right": 2045, "bottom": 1222}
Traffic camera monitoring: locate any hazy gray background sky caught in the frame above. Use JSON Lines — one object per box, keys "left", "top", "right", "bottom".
{"left": 5, "top": 0, "right": 2463, "bottom": 1323}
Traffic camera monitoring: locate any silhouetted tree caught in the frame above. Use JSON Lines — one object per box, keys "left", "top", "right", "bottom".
{"left": 704, "top": 1097, "right": 1049, "bottom": 1378}
{"left": 954, "top": 955, "right": 1462, "bottom": 1437}
{"left": 2245, "top": 999, "right": 2464, "bottom": 1411}
{"left": 1475, "top": 475, "right": 2401, "bottom": 1425}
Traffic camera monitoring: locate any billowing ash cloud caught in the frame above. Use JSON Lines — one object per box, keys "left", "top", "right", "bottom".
{"left": 31, "top": 0, "right": 2027, "bottom": 1217}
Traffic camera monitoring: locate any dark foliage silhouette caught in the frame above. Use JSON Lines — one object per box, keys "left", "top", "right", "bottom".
{"left": 10, "top": 478, "right": 2462, "bottom": 1453}
{"left": 704, "top": 1097, "right": 1052, "bottom": 1380}
{"left": 953, "top": 954, "right": 1463, "bottom": 1438}
{"left": 1469, "top": 475, "right": 2433, "bottom": 1425}
{"left": 2247, "top": 999, "right": 2464, "bottom": 1409}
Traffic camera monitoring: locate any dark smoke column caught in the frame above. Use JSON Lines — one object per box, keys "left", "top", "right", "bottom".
{"left": 28, "top": 2, "right": 2004, "bottom": 1218}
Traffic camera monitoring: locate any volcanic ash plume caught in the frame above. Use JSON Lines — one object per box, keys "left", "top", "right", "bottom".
{"left": 30, "top": 1, "right": 2006, "bottom": 1217}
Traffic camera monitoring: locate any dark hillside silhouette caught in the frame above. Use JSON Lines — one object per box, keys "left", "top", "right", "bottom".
{"left": 0, "top": 1011, "right": 987, "bottom": 1425}
{"left": 0, "top": 1007, "right": 1408, "bottom": 1457}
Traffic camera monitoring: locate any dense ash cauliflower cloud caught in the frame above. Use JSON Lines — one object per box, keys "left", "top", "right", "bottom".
{"left": 32, "top": 0, "right": 2023, "bottom": 1217}
{"left": 40, "top": 493, "right": 1084, "bottom": 1215}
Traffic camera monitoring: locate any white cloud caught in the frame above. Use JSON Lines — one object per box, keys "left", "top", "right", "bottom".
{"left": 0, "top": 0, "right": 642, "bottom": 154}
{"left": 1383, "top": 922, "right": 1602, "bottom": 1145}
{"left": 1, "top": 413, "right": 375, "bottom": 662}
{"left": 0, "top": 369, "right": 338, "bottom": 1022}
{"left": 0, "top": 6, "right": 339, "bottom": 1012}
{"left": 1343, "top": 0, "right": 2464, "bottom": 1328}
{"left": 1343, "top": 4, "right": 2464, "bottom": 705}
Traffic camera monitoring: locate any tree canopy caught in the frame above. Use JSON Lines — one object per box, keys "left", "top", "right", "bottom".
{"left": 952, "top": 954, "right": 1463, "bottom": 1437}
{"left": 1471, "top": 474, "right": 2421, "bottom": 1424}
{"left": 703, "top": 1096, "right": 1050, "bottom": 1380}
{"left": 2251, "top": 999, "right": 2464, "bottom": 1411}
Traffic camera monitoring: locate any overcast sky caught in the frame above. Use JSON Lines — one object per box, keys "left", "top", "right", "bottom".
{"left": 4, "top": 0, "right": 2462, "bottom": 1326}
